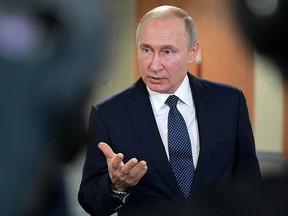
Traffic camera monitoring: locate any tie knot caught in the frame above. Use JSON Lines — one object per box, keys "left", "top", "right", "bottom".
{"left": 165, "top": 95, "right": 179, "bottom": 109}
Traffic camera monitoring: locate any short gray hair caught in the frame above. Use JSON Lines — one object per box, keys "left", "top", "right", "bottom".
{"left": 136, "top": 5, "right": 198, "bottom": 49}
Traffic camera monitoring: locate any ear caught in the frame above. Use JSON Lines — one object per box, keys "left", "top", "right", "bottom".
{"left": 188, "top": 41, "right": 200, "bottom": 64}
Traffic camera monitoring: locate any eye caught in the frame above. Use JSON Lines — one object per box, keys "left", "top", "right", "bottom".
{"left": 142, "top": 47, "right": 151, "bottom": 53}
{"left": 164, "top": 49, "right": 172, "bottom": 55}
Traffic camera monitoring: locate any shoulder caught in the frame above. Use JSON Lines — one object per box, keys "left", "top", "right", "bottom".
{"left": 92, "top": 78, "right": 147, "bottom": 110}
{"left": 188, "top": 73, "right": 243, "bottom": 96}
{"left": 187, "top": 73, "right": 246, "bottom": 107}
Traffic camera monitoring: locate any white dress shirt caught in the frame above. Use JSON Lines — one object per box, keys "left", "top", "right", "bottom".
{"left": 147, "top": 75, "right": 200, "bottom": 167}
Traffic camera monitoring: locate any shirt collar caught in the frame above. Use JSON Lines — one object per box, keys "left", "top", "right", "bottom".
{"left": 147, "top": 75, "right": 193, "bottom": 112}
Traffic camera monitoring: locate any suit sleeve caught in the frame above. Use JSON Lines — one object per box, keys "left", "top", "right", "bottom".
{"left": 233, "top": 90, "right": 261, "bottom": 182}
{"left": 78, "top": 106, "right": 125, "bottom": 216}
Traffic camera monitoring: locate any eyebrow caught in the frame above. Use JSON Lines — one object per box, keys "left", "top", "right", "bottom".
{"left": 139, "top": 43, "right": 152, "bottom": 49}
{"left": 139, "top": 43, "right": 178, "bottom": 51}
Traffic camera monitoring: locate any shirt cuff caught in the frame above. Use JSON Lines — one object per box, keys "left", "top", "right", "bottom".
{"left": 111, "top": 189, "right": 130, "bottom": 204}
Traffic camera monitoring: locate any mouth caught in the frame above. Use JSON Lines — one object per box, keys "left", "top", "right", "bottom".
{"left": 148, "top": 76, "right": 164, "bottom": 84}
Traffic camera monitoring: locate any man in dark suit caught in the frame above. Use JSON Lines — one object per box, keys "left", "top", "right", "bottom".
{"left": 78, "top": 5, "right": 260, "bottom": 216}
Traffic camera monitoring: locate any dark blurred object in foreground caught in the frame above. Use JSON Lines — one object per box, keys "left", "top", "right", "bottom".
{"left": 234, "top": 0, "right": 288, "bottom": 78}
{"left": 0, "top": 0, "right": 110, "bottom": 215}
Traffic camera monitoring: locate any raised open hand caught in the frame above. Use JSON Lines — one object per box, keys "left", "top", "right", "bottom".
{"left": 98, "top": 142, "right": 148, "bottom": 192}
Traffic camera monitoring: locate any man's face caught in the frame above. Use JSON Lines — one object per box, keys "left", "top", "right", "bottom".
{"left": 138, "top": 16, "right": 198, "bottom": 94}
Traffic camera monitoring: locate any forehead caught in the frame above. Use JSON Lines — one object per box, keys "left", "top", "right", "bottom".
{"left": 139, "top": 16, "right": 187, "bottom": 46}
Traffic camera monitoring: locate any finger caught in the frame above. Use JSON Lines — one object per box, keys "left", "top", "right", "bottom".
{"left": 121, "top": 158, "right": 138, "bottom": 176}
{"left": 131, "top": 161, "right": 148, "bottom": 177}
{"left": 98, "top": 142, "right": 116, "bottom": 160}
{"left": 126, "top": 160, "right": 148, "bottom": 182}
{"left": 133, "top": 161, "right": 148, "bottom": 179}
{"left": 111, "top": 153, "right": 124, "bottom": 170}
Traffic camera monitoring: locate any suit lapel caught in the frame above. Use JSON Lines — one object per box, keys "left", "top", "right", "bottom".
{"left": 188, "top": 74, "right": 216, "bottom": 196}
{"left": 126, "top": 79, "right": 184, "bottom": 199}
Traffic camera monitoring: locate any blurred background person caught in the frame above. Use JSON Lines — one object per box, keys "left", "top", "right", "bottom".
{"left": 0, "top": 0, "right": 112, "bottom": 215}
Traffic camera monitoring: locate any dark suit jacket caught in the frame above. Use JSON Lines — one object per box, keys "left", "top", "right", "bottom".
{"left": 78, "top": 73, "right": 261, "bottom": 216}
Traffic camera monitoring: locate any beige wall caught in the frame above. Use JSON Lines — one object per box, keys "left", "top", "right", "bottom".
{"left": 254, "top": 52, "right": 284, "bottom": 153}
{"left": 87, "top": 0, "right": 136, "bottom": 105}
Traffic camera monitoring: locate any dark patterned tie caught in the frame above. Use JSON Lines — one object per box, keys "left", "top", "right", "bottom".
{"left": 165, "top": 95, "right": 195, "bottom": 199}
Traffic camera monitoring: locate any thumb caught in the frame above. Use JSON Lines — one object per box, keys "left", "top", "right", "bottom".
{"left": 98, "top": 142, "right": 116, "bottom": 160}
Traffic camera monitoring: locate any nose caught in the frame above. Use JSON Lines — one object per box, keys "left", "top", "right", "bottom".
{"left": 150, "top": 53, "right": 163, "bottom": 71}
